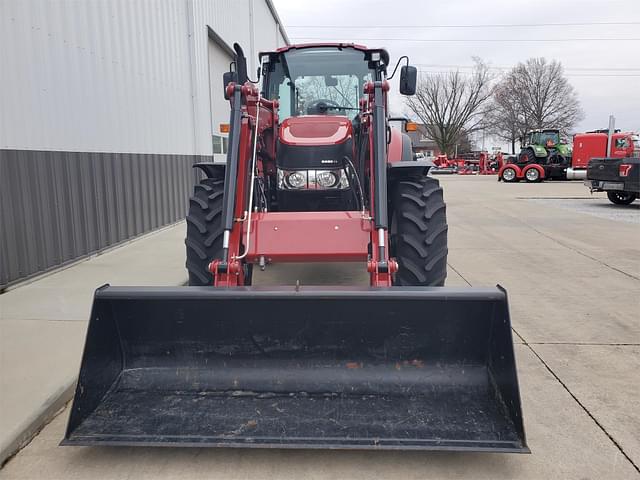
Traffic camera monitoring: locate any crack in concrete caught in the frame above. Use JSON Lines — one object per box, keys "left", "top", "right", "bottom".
{"left": 447, "top": 260, "right": 639, "bottom": 472}
{"left": 447, "top": 262, "right": 472, "bottom": 286}
{"left": 514, "top": 326, "right": 640, "bottom": 474}
{"left": 528, "top": 342, "right": 640, "bottom": 346}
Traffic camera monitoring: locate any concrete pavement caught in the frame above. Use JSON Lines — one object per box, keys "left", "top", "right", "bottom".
{"left": 0, "top": 224, "right": 188, "bottom": 466}
{"left": 1, "top": 176, "right": 639, "bottom": 479}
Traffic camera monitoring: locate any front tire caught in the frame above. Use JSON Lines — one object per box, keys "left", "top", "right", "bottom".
{"left": 607, "top": 191, "right": 637, "bottom": 205}
{"left": 185, "top": 178, "right": 225, "bottom": 286}
{"left": 389, "top": 177, "right": 448, "bottom": 286}
{"left": 519, "top": 148, "right": 536, "bottom": 163}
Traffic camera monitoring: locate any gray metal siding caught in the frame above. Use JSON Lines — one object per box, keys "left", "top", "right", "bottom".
{"left": 0, "top": 0, "right": 288, "bottom": 288}
{"left": 0, "top": 149, "right": 205, "bottom": 289}
{"left": 1, "top": 0, "right": 286, "bottom": 157}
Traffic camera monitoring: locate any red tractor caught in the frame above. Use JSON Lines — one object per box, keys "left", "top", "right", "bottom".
{"left": 63, "top": 43, "right": 526, "bottom": 453}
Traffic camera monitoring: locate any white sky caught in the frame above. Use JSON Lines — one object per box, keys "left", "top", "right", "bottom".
{"left": 272, "top": 0, "right": 640, "bottom": 149}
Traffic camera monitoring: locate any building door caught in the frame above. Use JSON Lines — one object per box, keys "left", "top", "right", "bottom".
{"left": 208, "top": 35, "right": 234, "bottom": 162}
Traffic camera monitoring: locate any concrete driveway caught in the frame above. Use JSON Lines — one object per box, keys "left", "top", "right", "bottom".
{"left": 1, "top": 176, "right": 638, "bottom": 479}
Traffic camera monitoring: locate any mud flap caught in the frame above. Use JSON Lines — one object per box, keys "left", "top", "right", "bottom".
{"left": 62, "top": 285, "right": 528, "bottom": 452}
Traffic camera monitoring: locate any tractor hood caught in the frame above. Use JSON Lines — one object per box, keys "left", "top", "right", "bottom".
{"left": 279, "top": 116, "right": 353, "bottom": 146}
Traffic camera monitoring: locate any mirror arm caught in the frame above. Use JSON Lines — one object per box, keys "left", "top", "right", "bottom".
{"left": 387, "top": 56, "right": 409, "bottom": 80}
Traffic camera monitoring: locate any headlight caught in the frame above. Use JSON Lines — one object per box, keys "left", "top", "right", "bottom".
{"left": 286, "top": 171, "right": 307, "bottom": 189}
{"left": 315, "top": 171, "right": 339, "bottom": 188}
{"left": 277, "top": 168, "right": 350, "bottom": 190}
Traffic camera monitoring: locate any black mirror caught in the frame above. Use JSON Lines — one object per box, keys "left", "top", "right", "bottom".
{"left": 223, "top": 71, "right": 237, "bottom": 100}
{"left": 399, "top": 65, "right": 417, "bottom": 95}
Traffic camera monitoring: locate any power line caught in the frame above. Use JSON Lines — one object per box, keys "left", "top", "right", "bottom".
{"left": 286, "top": 22, "right": 640, "bottom": 28}
{"left": 415, "top": 63, "right": 640, "bottom": 72}
{"left": 416, "top": 70, "right": 640, "bottom": 77}
{"left": 291, "top": 37, "right": 640, "bottom": 42}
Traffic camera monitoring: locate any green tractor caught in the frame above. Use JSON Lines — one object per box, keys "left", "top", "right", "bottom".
{"left": 499, "top": 129, "right": 573, "bottom": 182}
{"left": 519, "top": 129, "right": 572, "bottom": 164}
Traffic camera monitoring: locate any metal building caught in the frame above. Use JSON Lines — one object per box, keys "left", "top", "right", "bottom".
{"left": 0, "top": 0, "right": 288, "bottom": 289}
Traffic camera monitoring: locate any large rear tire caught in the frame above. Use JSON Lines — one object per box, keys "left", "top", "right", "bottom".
{"left": 185, "top": 178, "right": 225, "bottom": 286}
{"left": 607, "top": 191, "right": 637, "bottom": 205}
{"left": 519, "top": 148, "right": 536, "bottom": 163}
{"left": 390, "top": 177, "right": 448, "bottom": 286}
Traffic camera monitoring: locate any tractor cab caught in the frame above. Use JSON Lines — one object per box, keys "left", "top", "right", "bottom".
{"left": 261, "top": 45, "right": 380, "bottom": 120}
{"left": 258, "top": 45, "right": 411, "bottom": 211}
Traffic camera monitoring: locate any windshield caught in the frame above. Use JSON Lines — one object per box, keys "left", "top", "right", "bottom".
{"left": 265, "top": 47, "right": 374, "bottom": 120}
{"left": 539, "top": 131, "right": 560, "bottom": 145}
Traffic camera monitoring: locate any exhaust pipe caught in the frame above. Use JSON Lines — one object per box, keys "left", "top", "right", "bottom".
{"left": 606, "top": 115, "right": 615, "bottom": 157}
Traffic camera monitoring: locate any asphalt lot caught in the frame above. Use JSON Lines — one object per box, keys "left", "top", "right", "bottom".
{"left": 1, "top": 175, "right": 639, "bottom": 479}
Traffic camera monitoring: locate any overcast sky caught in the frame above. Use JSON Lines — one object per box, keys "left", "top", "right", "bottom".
{"left": 272, "top": 0, "right": 639, "bottom": 149}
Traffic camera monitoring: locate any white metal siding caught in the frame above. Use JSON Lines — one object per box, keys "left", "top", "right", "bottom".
{"left": 0, "top": 0, "right": 286, "bottom": 156}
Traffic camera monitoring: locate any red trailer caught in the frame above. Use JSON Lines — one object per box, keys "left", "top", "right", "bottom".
{"left": 499, "top": 129, "right": 638, "bottom": 182}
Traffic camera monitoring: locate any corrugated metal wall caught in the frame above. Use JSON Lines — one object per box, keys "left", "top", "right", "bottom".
{"left": 0, "top": 0, "right": 287, "bottom": 156}
{"left": 0, "top": 0, "right": 287, "bottom": 288}
{"left": 0, "top": 150, "right": 204, "bottom": 288}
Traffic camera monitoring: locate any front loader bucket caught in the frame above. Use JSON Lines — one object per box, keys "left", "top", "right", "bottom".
{"left": 63, "top": 286, "right": 528, "bottom": 452}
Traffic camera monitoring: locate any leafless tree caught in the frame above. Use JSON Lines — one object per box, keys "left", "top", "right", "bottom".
{"left": 486, "top": 74, "right": 525, "bottom": 154}
{"left": 404, "top": 58, "right": 493, "bottom": 156}
{"left": 489, "top": 58, "right": 583, "bottom": 150}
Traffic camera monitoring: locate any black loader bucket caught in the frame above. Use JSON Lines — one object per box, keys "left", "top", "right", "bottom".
{"left": 62, "top": 285, "right": 528, "bottom": 452}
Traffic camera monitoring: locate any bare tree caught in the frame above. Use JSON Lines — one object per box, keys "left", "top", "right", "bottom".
{"left": 490, "top": 58, "right": 583, "bottom": 149}
{"left": 404, "top": 58, "right": 493, "bottom": 156}
{"left": 486, "top": 74, "right": 526, "bottom": 154}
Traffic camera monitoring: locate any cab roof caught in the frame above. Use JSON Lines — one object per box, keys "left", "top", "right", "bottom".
{"left": 259, "top": 43, "right": 390, "bottom": 66}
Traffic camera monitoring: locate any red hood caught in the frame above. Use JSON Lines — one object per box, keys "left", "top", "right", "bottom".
{"left": 279, "top": 116, "right": 353, "bottom": 146}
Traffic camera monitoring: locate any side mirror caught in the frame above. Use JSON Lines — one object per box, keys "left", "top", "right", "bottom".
{"left": 223, "top": 71, "right": 237, "bottom": 100}
{"left": 399, "top": 65, "right": 417, "bottom": 95}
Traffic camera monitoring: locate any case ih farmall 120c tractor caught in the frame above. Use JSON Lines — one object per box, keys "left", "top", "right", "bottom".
{"left": 63, "top": 43, "right": 527, "bottom": 453}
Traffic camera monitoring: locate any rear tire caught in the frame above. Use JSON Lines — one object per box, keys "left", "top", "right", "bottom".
{"left": 185, "top": 178, "right": 225, "bottom": 286}
{"left": 390, "top": 177, "right": 448, "bottom": 286}
{"left": 607, "top": 191, "right": 637, "bottom": 205}
{"left": 524, "top": 167, "right": 541, "bottom": 183}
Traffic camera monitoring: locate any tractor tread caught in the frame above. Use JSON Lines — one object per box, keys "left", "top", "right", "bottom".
{"left": 185, "top": 178, "right": 225, "bottom": 286}
{"left": 390, "top": 177, "right": 448, "bottom": 286}
{"left": 185, "top": 214, "right": 207, "bottom": 234}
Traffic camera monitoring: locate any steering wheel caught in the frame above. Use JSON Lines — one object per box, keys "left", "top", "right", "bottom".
{"left": 307, "top": 99, "right": 341, "bottom": 115}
